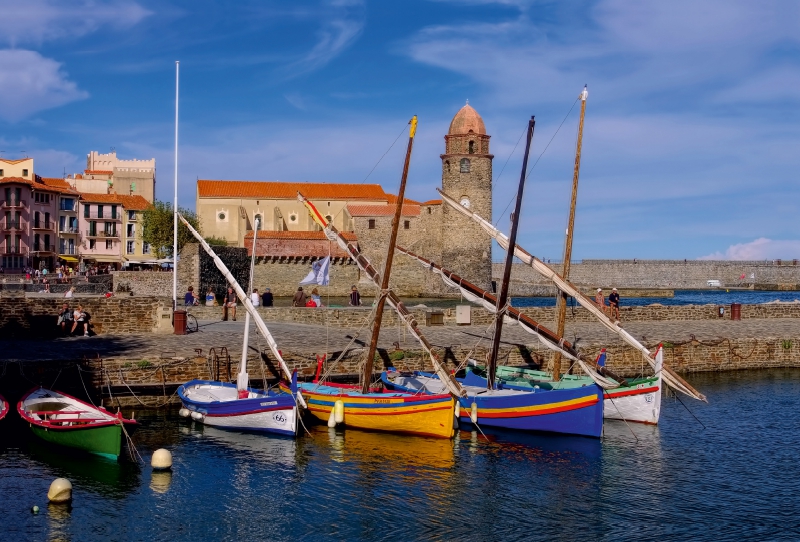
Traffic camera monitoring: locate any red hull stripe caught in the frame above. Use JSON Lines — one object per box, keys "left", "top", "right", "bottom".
{"left": 459, "top": 397, "right": 597, "bottom": 419}
{"left": 604, "top": 386, "right": 659, "bottom": 400}
{"left": 308, "top": 404, "right": 451, "bottom": 416}
{"left": 204, "top": 406, "right": 293, "bottom": 417}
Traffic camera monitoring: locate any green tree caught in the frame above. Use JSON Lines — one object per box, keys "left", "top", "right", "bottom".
{"left": 203, "top": 236, "right": 229, "bottom": 246}
{"left": 141, "top": 200, "right": 202, "bottom": 258}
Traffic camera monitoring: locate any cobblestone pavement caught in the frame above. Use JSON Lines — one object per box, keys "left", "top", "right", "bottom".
{"left": 1, "top": 317, "right": 798, "bottom": 362}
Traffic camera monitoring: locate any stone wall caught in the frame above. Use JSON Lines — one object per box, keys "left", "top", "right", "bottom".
{"left": 499, "top": 260, "right": 800, "bottom": 291}
{"left": 113, "top": 271, "right": 173, "bottom": 297}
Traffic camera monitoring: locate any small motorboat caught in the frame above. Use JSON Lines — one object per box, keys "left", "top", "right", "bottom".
{"left": 18, "top": 388, "right": 138, "bottom": 459}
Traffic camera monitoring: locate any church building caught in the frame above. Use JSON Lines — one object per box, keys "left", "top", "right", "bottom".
{"left": 195, "top": 103, "right": 494, "bottom": 296}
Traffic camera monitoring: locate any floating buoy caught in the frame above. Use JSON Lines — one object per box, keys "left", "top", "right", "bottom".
{"left": 334, "top": 400, "right": 344, "bottom": 424}
{"left": 470, "top": 402, "right": 478, "bottom": 424}
{"left": 454, "top": 401, "right": 461, "bottom": 418}
{"left": 47, "top": 478, "right": 72, "bottom": 503}
{"left": 327, "top": 408, "right": 336, "bottom": 428}
{"left": 151, "top": 448, "right": 173, "bottom": 470}
{"left": 178, "top": 408, "right": 190, "bottom": 418}
{"left": 31, "top": 505, "right": 39, "bottom": 514}
{"left": 190, "top": 411, "right": 204, "bottom": 421}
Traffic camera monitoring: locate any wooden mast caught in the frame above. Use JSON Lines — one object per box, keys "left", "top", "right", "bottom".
{"left": 361, "top": 116, "right": 418, "bottom": 394}
{"left": 487, "top": 116, "right": 535, "bottom": 390}
{"left": 552, "top": 85, "right": 588, "bottom": 382}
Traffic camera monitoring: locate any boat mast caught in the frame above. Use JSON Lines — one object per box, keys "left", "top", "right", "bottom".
{"left": 361, "top": 116, "right": 418, "bottom": 394}
{"left": 487, "top": 116, "right": 535, "bottom": 390}
{"left": 552, "top": 85, "right": 587, "bottom": 382}
{"left": 237, "top": 217, "right": 259, "bottom": 393}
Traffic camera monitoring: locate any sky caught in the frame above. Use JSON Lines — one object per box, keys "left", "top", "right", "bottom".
{"left": 1, "top": 0, "right": 799, "bottom": 261}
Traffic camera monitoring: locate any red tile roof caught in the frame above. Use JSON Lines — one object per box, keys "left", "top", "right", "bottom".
{"left": 244, "top": 230, "right": 358, "bottom": 258}
{"left": 0, "top": 176, "right": 34, "bottom": 187}
{"left": 84, "top": 170, "right": 113, "bottom": 175}
{"left": 244, "top": 230, "right": 357, "bottom": 241}
{"left": 77, "top": 192, "right": 151, "bottom": 210}
{"left": 347, "top": 204, "right": 420, "bottom": 217}
{"left": 386, "top": 194, "right": 421, "bottom": 205}
{"left": 197, "top": 180, "right": 388, "bottom": 201}
{"left": 0, "top": 158, "right": 32, "bottom": 165}
{"left": 422, "top": 199, "right": 442, "bottom": 205}
{"left": 39, "top": 177, "right": 78, "bottom": 195}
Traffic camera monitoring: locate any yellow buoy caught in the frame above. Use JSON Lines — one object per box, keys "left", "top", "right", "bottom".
{"left": 151, "top": 448, "right": 173, "bottom": 470}
{"left": 334, "top": 400, "right": 344, "bottom": 424}
{"left": 470, "top": 402, "right": 478, "bottom": 424}
{"left": 47, "top": 478, "right": 72, "bottom": 503}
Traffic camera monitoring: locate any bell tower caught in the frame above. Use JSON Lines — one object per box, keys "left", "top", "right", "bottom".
{"left": 441, "top": 102, "right": 493, "bottom": 290}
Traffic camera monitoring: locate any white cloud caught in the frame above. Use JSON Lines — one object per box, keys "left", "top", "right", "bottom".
{"left": 700, "top": 238, "right": 800, "bottom": 260}
{"left": 0, "top": 50, "right": 88, "bottom": 122}
{"left": 0, "top": 0, "right": 151, "bottom": 46}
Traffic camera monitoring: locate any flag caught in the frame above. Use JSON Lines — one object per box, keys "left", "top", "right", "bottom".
{"left": 594, "top": 349, "right": 606, "bottom": 368}
{"left": 300, "top": 256, "right": 330, "bottom": 286}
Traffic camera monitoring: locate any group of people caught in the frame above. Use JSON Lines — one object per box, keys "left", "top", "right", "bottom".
{"left": 594, "top": 287, "right": 621, "bottom": 321}
{"left": 291, "top": 287, "right": 324, "bottom": 308}
{"left": 184, "top": 285, "right": 277, "bottom": 321}
{"left": 55, "top": 303, "right": 90, "bottom": 336}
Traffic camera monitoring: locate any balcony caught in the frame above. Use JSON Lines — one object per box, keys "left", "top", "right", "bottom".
{"left": 59, "top": 246, "right": 78, "bottom": 255}
{"left": 32, "top": 221, "right": 55, "bottom": 231}
{"left": 2, "top": 246, "right": 28, "bottom": 255}
{"left": 1, "top": 199, "right": 26, "bottom": 209}
{"left": 85, "top": 230, "right": 120, "bottom": 238}
{"left": 59, "top": 204, "right": 77, "bottom": 212}
{"left": 59, "top": 226, "right": 80, "bottom": 235}
{"left": 31, "top": 244, "right": 55, "bottom": 253}
{"left": 84, "top": 212, "right": 121, "bottom": 220}
{"left": 1, "top": 220, "right": 25, "bottom": 231}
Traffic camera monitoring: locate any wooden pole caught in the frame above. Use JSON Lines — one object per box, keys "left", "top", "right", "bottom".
{"left": 552, "top": 85, "right": 587, "bottom": 381}
{"left": 487, "top": 116, "right": 535, "bottom": 390}
{"left": 361, "top": 117, "right": 418, "bottom": 394}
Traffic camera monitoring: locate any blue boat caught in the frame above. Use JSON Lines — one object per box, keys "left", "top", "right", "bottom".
{"left": 382, "top": 370, "right": 603, "bottom": 438}
{"left": 178, "top": 374, "right": 299, "bottom": 437}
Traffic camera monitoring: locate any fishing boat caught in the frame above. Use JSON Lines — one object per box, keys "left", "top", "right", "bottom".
{"left": 292, "top": 116, "right": 459, "bottom": 439}
{"left": 176, "top": 215, "right": 304, "bottom": 437}
{"left": 17, "top": 388, "right": 138, "bottom": 459}
{"left": 0, "top": 393, "right": 8, "bottom": 422}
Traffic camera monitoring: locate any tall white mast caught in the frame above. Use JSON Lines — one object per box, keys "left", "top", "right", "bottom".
{"left": 238, "top": 218, "right": 259, "bottom": 392}
{"left": 172, "top": 61, "right": 179, "bottom": 311}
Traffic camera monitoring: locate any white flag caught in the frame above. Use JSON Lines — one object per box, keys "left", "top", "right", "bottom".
{"left": 300, "top": 256, "right": 330, "bottom": 286}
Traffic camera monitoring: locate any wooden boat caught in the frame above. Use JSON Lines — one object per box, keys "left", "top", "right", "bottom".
{"left": 0, "top": 393, "right": 8, "bottom": 422}
{"left": 382, "top": 371, "right": 603, "bottom": 437}
{"left": 17, "top": 388, "right": 138, "bottom": 459}
{"left": 176, "top": 215, "right": 304, "bottom": 436}
{"left": 294, "top": 117, "right": 460, "bottom": 439}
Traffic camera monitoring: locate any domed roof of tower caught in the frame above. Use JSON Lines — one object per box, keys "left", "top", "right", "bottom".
{"left": 448, "top": 103, "right": 486, "bottom": 135}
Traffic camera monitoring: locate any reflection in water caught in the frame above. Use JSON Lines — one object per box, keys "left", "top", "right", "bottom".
{"left": 47, "top": 503, "right": 71, "bottom": 542}
{"left": 150, "top": 471, "right": 173, "bottom": 494}
{"left": 191, "top": 422, "right": 297, "bottom": 468}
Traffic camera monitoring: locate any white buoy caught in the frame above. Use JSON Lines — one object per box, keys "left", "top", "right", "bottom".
{"left": 178, "top": 408, "right": 190, "bottom": 418}
{"left": 334, "top": 400, "right": 344, "bottom": 424}
{"left": 151, "top": 448, "right": 173, "bottom": 470}
{"left": 31, "top": 505, "right": 39, "bottom": 514}
{"left": 470, "top": 402, "right": 478, "bottom": 424}
{"left": 327, "top": 408, "right": 336, "bottom": 428}
{"left": 454, "top": 401, "right": 461, "bottom": 418}
{"left": 190, "top": 411, "right": 204, "bottom": 421}
{"left": 47, "top": 478, "right": 72, "bottom": 503}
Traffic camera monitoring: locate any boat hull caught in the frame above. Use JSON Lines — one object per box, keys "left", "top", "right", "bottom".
{"left": 296, "top": 383, "right": 455, "bottom": 439}
{"left": 0, "top": 393, "right": 7, "bottom": 422}
{"left": 179, "top": 380, "right": 298, "bottom": 437}
{"left": 383, "top": 372, "right": 603, "bottom": 438}
{"left": 30, "top": 423, "right": 124, "bottom": 459}
{"left": 492, "top": 366, "right": 662, "bottom": 425}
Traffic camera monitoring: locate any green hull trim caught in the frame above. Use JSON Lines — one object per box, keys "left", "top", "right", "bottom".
{"left": 480, "top": 365, "right": 659, "bottom": 394}
{"left": 30, "top": 423, "right": 123, "bottom": 458}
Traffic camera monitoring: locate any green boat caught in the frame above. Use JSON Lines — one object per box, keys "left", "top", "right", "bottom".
{"left": 18, "top": 388, "right": 138, "bottom": 459}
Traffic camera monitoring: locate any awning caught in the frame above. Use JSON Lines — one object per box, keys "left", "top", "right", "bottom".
{"left": 84, "top": 256, "right": 121, "bottom": 263}
{"left": 59, "top": 256, "right": 78, "bottom": 262}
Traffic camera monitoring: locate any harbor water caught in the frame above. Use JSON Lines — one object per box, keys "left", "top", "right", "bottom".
{"left": 2, "top": 369, "right": 799, "bottom": 541}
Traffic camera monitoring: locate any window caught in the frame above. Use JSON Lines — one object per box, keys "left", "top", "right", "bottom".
{"left": 61, "top": 198, "right": 74, "bottom": 211}
{"left": 143, "top": 241, "right": 150, "bottom": 254}
{"left": 128, "top": 210, "right": 136, "bottom": 221}
{"left": 84, "top": 204, "right": 89, "bottom": 218}
{"left": 445, "top": 160, "right": 450, "bottom": 172}
{"left": 217, "top": 212, "right": 226, "bottom": 221}
{"left": 34, "top": 211, "right": 40, "bottom": 228}
{"left": 325, "top": 215, "right": 333, "bottom": 224}
{"left": 22, "top": 169, "right": 28, "bottom": 177}
{"left": 404, "top": 220, "right": 410, "bottom": 229}
{"left": 427, "top": 207, "right": 432, "bottom": 215}
{"left": 44, "top": 234, "right": 50, "bottom": 250}
{"left": 34, "top": 234, "right": 40, "bottom": 250}
{"left": 97, "top": 205, "right": 104, "bottom": 218}
{"left": 89, "top": 221, "right": 97, "bottom": 236}
{"left": 59, "top": 216, "right": 66, "bottom": 231}
{"left": 469, "top": 140, "right": 474, "bottom": 154}
{"left": 254, "top": 214, "right": 262, "bottom": 230}
{"left": 289, "top": 213, "right": 297, "bottom": 223}
{"left": 106, "top": 240, "right": 113, "bottom": 250}
{"left": 460, "top": 158, "right": 470, "bottom": 173}
{"left": 127, "top": 241, "right": 134, "bottom": 254}
{"left": 45, "top": 212, "right": 50, "bottom": 228}
{"left": 111, "top": 205, "right": 117, "bottom": 219}
{"left": 89, "top": 239, "right": 96, "bottom": 250}
{"left": 0, "top": 169, "right": 3, "bottom": 176}
{"left": 127, "top": 223, "right": 135, "bottom": 237}
{"left": 368, "top": 219, "right": 376, "bottom": 229}
{"left": 104, "top": 222, "right": 115, "bottom": 236}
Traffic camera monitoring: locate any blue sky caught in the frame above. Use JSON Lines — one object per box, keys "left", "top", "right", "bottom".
{"left": 1, "top": 0, "right": 799, "bottom": 260}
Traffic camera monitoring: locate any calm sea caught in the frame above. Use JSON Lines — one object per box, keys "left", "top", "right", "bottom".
{"left": 2, "top": 369, "right": 799, "bottom": 541}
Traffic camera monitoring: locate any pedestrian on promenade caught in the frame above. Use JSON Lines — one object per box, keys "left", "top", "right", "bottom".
{"left": 609, "top": 287, "right": 621, "bottom": 321}
{"left": 292, "top": 287, "right": 306, "bottom": 307}
{"left": 310, "top": 288, "right": 322, "bottom": 307}
{"left": 223, "top": 287, "right": 237, "bottom": 321}
{"left": 184, "top": 286, "right": 199, "bottom": 306}
{"left": 205, "top": 287, "right": 216, "bottom": 307}
{"left": 261, "top": 288, "right": 273, "bottom": 307}
{"left": 251, "top": 288, "right": 260, "bottom": 307}
{"left": 595, "top": 288, "right": 606, "bottom": 315}
{"left": 57, "top": 303, "right": 72, "bottom": 334}
{"left": 349, "top": 285, "right": 361, "bottom": 307}
{"left": 71, "top": 304, "right": 89, "bottom": 336}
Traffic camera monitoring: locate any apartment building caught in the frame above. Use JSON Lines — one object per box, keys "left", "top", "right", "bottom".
{"left": 77, "top": 193, "right": 150, "bottom": 269}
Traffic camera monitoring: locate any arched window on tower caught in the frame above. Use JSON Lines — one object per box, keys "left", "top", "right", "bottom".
{"left": 468, "top": 140, "right": 474, "bottom": 154}
{"left": 254, "top": 214, "right": 262, "bottom": 230}
{"left": 460, "top": 158, "right": 471, "bottom": 173}
{"left": 445, "top": 160, "right": 450, "bottom": 172}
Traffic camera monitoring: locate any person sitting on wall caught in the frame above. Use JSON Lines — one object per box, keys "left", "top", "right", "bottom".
{"left": 261, "top": 287, "right": 274, "bottom": 307}
{"left": 349, "top": 285, "right": 361, "bottom": 307}
{"left": 292, "top": 287, "right": 306, "bottom": 307}
{"left": 57, "top": 303, "right": 73, "bottom": 335}
{"left": 184, "top": 286, "right": 200, "bottom": 306}
{"left": 205, "top": 287, "right": 216, "bottom": 307}
{"left": 250, "top": 288, "right": 260, "bottom": 307}
{"left": 223, "top": 287, "right": 237, "bottom": 321}
{"left": 310, "top": 288, "right": 322, "bottom": 308}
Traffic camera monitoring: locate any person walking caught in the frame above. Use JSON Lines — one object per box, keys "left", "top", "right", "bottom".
{"left": 261, "top": 287, "right": 274, "bottom": 307}
{"left": 349, "top": 285, "right": 361, "bottom": 307}
{"left": 223, "top": 287, "right": 237, "bottom": 321}
{"left": 595, "top": 288, "right": 606, "bottom": 315}
{"left": 608, "top": 287, "right": 621, "bottom": 322}
{"left": 250, "top": 288, "right": 260, "bottom": 307}
{"left": 205, "top": 287, "right": 216, "bottom": 307}
{"left": 292, "top": 287, "right": 306, "bottom": 307}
